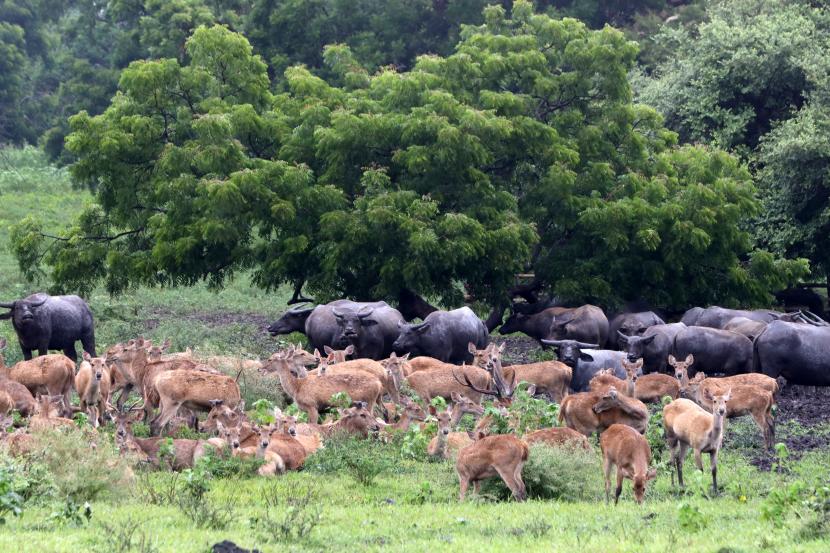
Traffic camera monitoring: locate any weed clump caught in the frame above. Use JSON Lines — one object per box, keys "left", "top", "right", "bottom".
{"left": 306, "top": 435, "right": 394, "bottom": 485}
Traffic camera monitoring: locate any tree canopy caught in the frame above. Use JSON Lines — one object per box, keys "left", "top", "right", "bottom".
{"left": 12, "top": 2, "right": 807, "bottom": 316}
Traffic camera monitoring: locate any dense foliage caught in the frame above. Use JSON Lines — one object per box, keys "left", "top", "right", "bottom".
{"left": 8, "top": 3, "right": 807, "bottom": 314}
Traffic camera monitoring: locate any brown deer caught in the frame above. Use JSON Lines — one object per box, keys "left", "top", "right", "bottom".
{"left": 406, "top": 364, "right": 493, "bottom": 405}
{"left": 150, "top": 369, "right": 242, "bottom": 435}
{"left": 305, "top": 402, "right": 382, "bottom": 440}
{"left": 272, "top": 410, "right": 322, "bottom": 455}
{"left": 200, "top": 400, "right": 245, "bottom": 434}
{"left": 600, "top": 423, "right": 657, "bottom": 504}
{"left": 622, "top": 358, "right": 679, "bottom": 403}
{"left": 559, "top": 387, "right": 648, "bottom": 436}
{"left": 29, "top": 395, "right": 76, "bottom": 431}
{"left": 686, "top": 375, "right": 775, "bottom": 449}
{"left": 323, "top": 345, "right": 355, "bottom": 363}
{"left": 524, "top": 427, "right": 591, "bottom": 451}
{"left": 216, "top": 422, "right": 286, "bottom": 476}
{"left": 589, "top": 368, "right": 629, "bottom": 395}
{"left": 469, "top": 343, "right": 572, "bottom": 402}
{"left": 427, "top": 405, "right": 473, "bottom": 460}
{"left": 261, "top": 346, "right": 382, "bottom": 424}
{"left": 309, "top": 350, "right": 400, "bottom": 404}
{"left": 663, "top": 390, "right": 731, "bottom": 492}
{"left": 75, "top": 352, "right": 112, "bottom": 427}
{"left": 0, "top": 338, "right": 36, "bottom": 415}
{"left": 673, "top": 357, "right": 778, "bottom": 397}
{"left": 0, "top": 389, "right": 14, "bottom": 415}
{"left": 390, "top": 396, "right": 427, "bottom": 431}
{"left": 3, "top": 353, "right": 74, "bottom": 416}
{"left": 456, "top": 433, "right": 529, "bottom": 502}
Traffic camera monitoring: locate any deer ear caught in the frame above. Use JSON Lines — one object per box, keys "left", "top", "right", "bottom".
{"left": 82, "top": 351, "right": 91, "bottom": 361}
{"left": 722, "top": 389, "right": 732, "bottom": 402}
{"left": 451, "top": 392, "right": 461, "bottom": 402}
{"left": 646, "top": 467, "right": 657, "bottom": 481}
{"left": 634, "top": 359, "right": 643, "bottom": 369}
{"left": 668, "top": 355, "right": 677, "bottom": 366}
{"left": 313, "top": 348, "right": 321, "bottom": 359}
{"left": 323, "top": 346, "right": 334, "bottom": 355}
{"left": 498, "top": 343, "right": 506, "bottom": 353}
{"left": 684, "top": 354, "right": 694, "bottom": 365}
{"left": 344, "top": 345, "right": 355, "bottom": 355}
{"left": 402, "top": 353, "right": 410, "bottom": 361}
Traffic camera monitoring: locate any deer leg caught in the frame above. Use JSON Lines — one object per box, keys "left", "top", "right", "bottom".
{"left": 603, "top": 458, "right": 613, "bottom": 503}
{"left": 151, "top": 397, "right": 181, "bottom": 436}
{"left": 676, "top": 442, "right": 689, "bottom": 488}
{"left": 473, "top": 481, "right": 481, "bottom": 495}
{"left": 495, "top": 464, "right": 526, "bottom": 502}
{"left": 614, "top": 469, "right": 624, "bottom": 506}
{"left": 89, "top": 405, "right": 99, "bottom": 428}
{"left": 305, "top": 406, "right": 319, "bottom": 425}
{"left": 513, "top": 462, "right": 527, "bottom": 501}
{"left": 710, "top": 451, "right": 719, "bottom": 493}
{"left": 116, "top": 383, "right": 134, "bottom": 411}
{"left": 458, "top": 477, "right": 470, "bottom": 501}
{"left": 693, "top": 449, "right": 704, "bottom": 472}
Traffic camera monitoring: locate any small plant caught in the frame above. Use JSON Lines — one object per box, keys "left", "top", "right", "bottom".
{"left": 194, "top": 448, "right": 264, "bottom": 479}
{"left": 407, "top": 481, "right": 435, "bottom": 505}
{"left": 329, "top": 391, "right": 353, "bottom": 410}
{"left": 93, "top": 517, "right": 160, "bottom": 553}
{"left": 48, "top": 496, "right": 92, "bottom": 527}
{"left": 508, "top": 518, "right": 552, "bottom": 539}
{"left": 507, "top": 382, "right": 558, "bottom": 433}
{"left": 772, "top": 442, "right": 791, "bottom": 473}
{"left": 677, "top": 502, "right": 708, "bottom": 531}
{"left": 250, "top": 482, "right": 322, "bottom": 543}
{"left": 480, "top": 403, "right": 511, "bottom": 435}
{"left": 399, "top": 423, "right": 430, "bottom": 461}
{"left": 430, "top": 396, "right": 448, "bottom": 411}
{"left": 174, "top": 467, "right": 237, "bottom": 530}
{"left": 306, "top": 435, "right": 393, "bottom": 485}
{"left": 0, "top": 465, "right": 24, "bottom": 524}
{"left": 284, "top": 403, "right": 308, "bottom": 423}
{"left": 134, "top": 472, "right": 181, "bottom": 506}
{"left": 645, "top": 403, "right": 668, "bottom": 466}
{"left": 251, "top": 398, "right": 276, "bottom": 425}
{"left": 73, "top": 412, "right": 89, "bottom": 427}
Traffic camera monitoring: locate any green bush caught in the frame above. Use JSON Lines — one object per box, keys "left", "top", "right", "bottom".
{"left": 481, "top": 443, "right": 602, "bottom": 501}
{"left": 251, "top": 481, "right": 322, "bottom": 543}
{"left": 305, "top": 436, "right": 394, "bottom": 485}
{"left": 193, "top": 449, "right": 264, "bottom": 479}
{"left": 0, "top": 464, "right": 24, "bottom": 524}
{"left": 26, "top": 427, "right": 134, "bottom": 502}
{"left": 508, "top": 383, "right": 559, "bottom": 434}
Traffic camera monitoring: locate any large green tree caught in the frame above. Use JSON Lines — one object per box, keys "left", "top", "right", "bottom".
{"left": 12, "top": 3, "right": 806, "bottom": 320}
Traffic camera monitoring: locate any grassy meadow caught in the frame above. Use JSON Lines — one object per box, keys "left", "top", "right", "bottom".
{"left": 1, "top": 148, "right": 829, "bottom": 552}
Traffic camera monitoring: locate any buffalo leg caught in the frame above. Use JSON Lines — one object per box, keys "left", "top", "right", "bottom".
{"left": 22, "top": 347, "right": 33, "bottom": 360}
{"left": 63, "top": 346, "right": 77, "bottom": 363}
{"left": 81, "top": 333, "right": 96, "bottom": 358}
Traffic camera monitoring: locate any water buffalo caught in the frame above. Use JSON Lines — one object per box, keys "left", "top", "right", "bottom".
{"left": 540, "top": 339, "right": 626, "bottom": 392}
{"left": 0, "top": 293, "right": 95, "bottom": 362}
{"left": 607, "top": 311, "right": 665, "bottom": 349}
{"left": 618, "top": 323, "right": 686, "bottom": 374}
{"left": 501, "top": 305, "right": 608, "bottom": 346}
{"left": 672, "top": 326, "right": 753, "bottom": 376}
{"left": 722, "top": 317, "right": 768, "bottom": 341}
{"left": 692, "top": 306, "right": 790, "bottom": 329}
{"left": 392, "top": 307, "right": 488, "bottom": 363}
{"left": 754, "top": 320, "right": 830, "bottom": 386}
{"left": 680, "top": 307, "right": 704, "bottom": 327}
{"left": 268, "top": 300, "right": 404, "bottom": 359}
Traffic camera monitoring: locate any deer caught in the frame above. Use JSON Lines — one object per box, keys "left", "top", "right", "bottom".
{"left": 685, "top": 374, "right": 775, "bottom": 449}
{"left": 215, "top": 421, "right": 286, "bottom": 476}
{"left": 75, "top": 352, "right": 112, "bottom": 427}
{"left": 671, "top": 355, "right": 779, "bottom": 397}
{"left": 406, "top": 363, "right": 493, "bottom": 405}
{"left": 470, "top": 343, "right": 572, "bottom": 402}
{"left": 523, "top": 427, "right": 591, "bottom": 451}
{"left": 2, "top": 352, "right": 74, "bottom": 416}
{"left": 0, "top": 389, "right": 14, "bottom": 416}
{"left": 589, "top": 368, "right": 629, "bottom": 395}
{"left": 272, "top": 410, "right": 322, "bottom": 455}
{"left": 663, "top": 389, "right": 731, "bottom": 492}
{"left": 301, "top": 402, "right": 382, "bottom": 440}
{"left": 622, "top": 358, "right": 679, "bottom": 403}
{"left": 0, "top": 338, "right": 36, "bottom": 415}
{"left": 389, "top": 396, "right": 427, "bottom": 431}
{"left": 261, "top": 346, "right": 383, "bottom": 424}
{"left": 456, "top": 433, "right": 529, "bottom": 502}
{"left": 200, "top": 400, "right": 246, "bottom": 434}
{"left": 427, "top": 405, "right": 474, "bottom": 459}
{"left": 28, "top": 395, "right": 76, "bottom": 431}
{"left": 600, "top": 423, "right": 657, "bottom": 504}
{"left": 149, "top": 368, "right": 242, "bottom": 435}
{"left": 323, "top": 345, "right": 355, "bottom": 363}
{"left": 559, "top": 387, "right": 649, "bottom": 436}
{"left": 309, "top": 349, "right": 401, "bottom": 405}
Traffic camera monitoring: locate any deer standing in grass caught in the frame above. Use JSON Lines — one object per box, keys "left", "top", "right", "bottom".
{"left": 600, "top": 423, "right": 657, "bottom": 504}
{"left": 622, "top": 358, "right": 679, "bottom": 403}
{"left": 671, "top": 354, "right": 778, "bottom": 396}
{"left": 663, "top": 389, "right": 731, "bottom": 492}
{"left": 75, "top": 352, "right": 112, "bottom": 427}
{"left": 456, "top": 433, "right": 529, "bottom": 502}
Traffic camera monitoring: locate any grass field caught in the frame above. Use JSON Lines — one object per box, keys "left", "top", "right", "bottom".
{"left": 1, "top": 148, "right": 829, "bottom": 552}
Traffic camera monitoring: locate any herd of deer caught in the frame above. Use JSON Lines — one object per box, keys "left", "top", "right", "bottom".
{"left": 0, "top": 334, "right": 780, "bottom": 504}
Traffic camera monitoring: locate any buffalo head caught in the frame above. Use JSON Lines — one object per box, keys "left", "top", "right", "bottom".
{"left": 498, "top": 311, "right": 527, "bottom": 335}
{"left": 540, "top": 339, "right": 598, "bottom": 368}
{"left": 617, "top": 331, "right": 656, "bottom": 362}
{"left": 392, "top": 320, "right": 430, "bottom": 355}
{"left": 331, "top": 306, "right": 377, "bottom": 345}
{"left": 268, "top": 304, "right": 314, "bottom": 336}
{"left": 0, "top": 294, "right": 48, "bottom": 328}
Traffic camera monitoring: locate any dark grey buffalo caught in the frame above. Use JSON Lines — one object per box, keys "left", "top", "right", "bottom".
{"left": 693, "top": 306, "right": 790, "bottom": 329}
{"left": 723, "top": 312, "right": 805, "bottom": 342}
{"left": 268, "top": 300, "right": 404, "bottom": 360}
{"left": 541, "top": 339, "right": 626, "bottom": 392}
{"left": 501, "top": 304, "right": 608, "bottom": 346}
{"left": 618, "top": 322, "right": 686, "bottom": 374}
{"left": 754, "top": 320, "right": 830, "bottom": 386}
{"left": 680, "top": 307, "right": 704, "bottom": 327}
{"left": 392, "top": 307, "right": 488, "bottom": 363}
{"left": 607, "top": 311, "right": 665, "bottom": 349}
{"left": 0, "top": 293, "right": 95, "bottom": 362}
{"left": 672, "top": 326, "right": 753, "bottom": 376}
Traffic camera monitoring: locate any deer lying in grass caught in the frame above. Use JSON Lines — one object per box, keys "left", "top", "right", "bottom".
{"left": 0, "top": 389, "right": 13, "bottom": 415}
{"left": 524, "top": 427, "right": 591, "bottom": 451}
{"left": 0, "top": 338, "right": 36, "bottom": 416}
{"left": 663, "top": 389, "right": 731, "bottom": 492}
{"left": 0, "top": 414, "right": 35, "bottom": 456}
{"left": 685, "top": 374, "right": 775, "bottom": 449}
{"left": 216, "top": 422, "right": 286, "bottom": 476}
{"left": 75, "top": 352, "right": 112, "bottom": 427}
{"left": 3, "top": 352, "right": 74, "bottom": 416}
{"left": 559, "top": 385, "right": 649, "bottom": 437}
{"left": 390, "top": 396, "right": 427, "bottom": 431}
{"left": 622, "top": 359, "right": 679, "bottom": 403}
{"left": 309, "top": 349, "right": 401, "bottom": 404}
{"left": 427, "top": 405, "right": 474, "bottom": 460}
{"left": 456, "top": 433, "right": 529, "bottom": 502}
{"left": 113, "top": 409, "right": 220, "bottom": 469}
{"left": 671, "top": 355, "right": 779, "bottom": 397}
{"left": 600, "top": 423, "right": 657, "bottom": 504}
{"left": 261, "top": 346, "right": 382, "bottom": 424}
{"left": 272, "top": 410, "right": 322, "bottom": 455}
{"left": 469, "top": 343, "right": 572, "bottom": 402}
{"left": 29, "top": 395, "right": 75, "bottom": 431}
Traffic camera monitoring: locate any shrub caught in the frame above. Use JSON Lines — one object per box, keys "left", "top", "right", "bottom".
{"left": 305, "top": 435, "right": 394, "bottom": 485}
{"left": 508, "top": 383, "right": 559, "bottom": 433}
{"left": 677, "top": 502, "right": 708, "bottom": 532}
{"left": 0, "top": 464, "right": 24, "bottom": 524}
{"left": 134, "top": 472, "right": 181, "bottom": 506}
{"left": 194, "top": 448, "right": 265, "bottom": 479}
{"left": 93, "top": 517, "right": 160, "bottom": 553}
{"left": 175, "top": 467, "right": 237, "bottom": 530}
{"left": 250, "top": 481, "right": 322, "bottom": 543}
{"left": 47, "top": 496, "right": 93, "bottom": 528}
{"left": 481, "top": 443, "right": 602, "bottom": 501}
{"left": 26, "top": 427, "right": 134, "bottom": 502}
